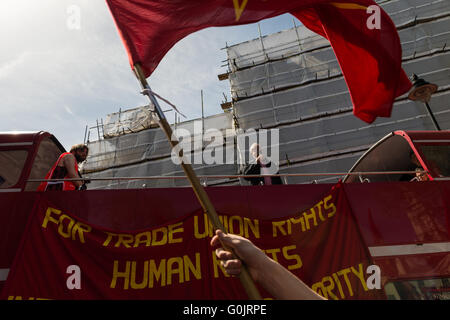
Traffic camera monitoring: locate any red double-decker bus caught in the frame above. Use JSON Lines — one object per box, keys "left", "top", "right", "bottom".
{"left": 0, "top": 130, "right": 448, "bottom": 299}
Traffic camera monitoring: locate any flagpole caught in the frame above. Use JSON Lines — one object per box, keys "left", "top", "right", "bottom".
{"left": 133, "top": 63, "right": 262, "bottom": 300}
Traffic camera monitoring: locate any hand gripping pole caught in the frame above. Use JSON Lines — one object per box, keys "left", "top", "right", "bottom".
{"left": 133, "top": 63, "right": 262, "bottom": 300}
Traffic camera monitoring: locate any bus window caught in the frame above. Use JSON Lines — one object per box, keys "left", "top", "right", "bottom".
{"left": 418, "top": 145, "right": 450, "bottom": 177}
{"left": 384, "top": 277, "right": 450, "bottom": 300}
{"left": 0, "top": 150, "right": 29, "bottom": 189}
{"left": 25, "top": 137, "right": 62, "bottom": 191}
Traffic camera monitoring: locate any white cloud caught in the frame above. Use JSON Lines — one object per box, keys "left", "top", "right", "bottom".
{"left": 64, "top": 105, "right": 74, "bottom": 115}
{"left": 0, "top": 52, "right": 29, "bottom": 80}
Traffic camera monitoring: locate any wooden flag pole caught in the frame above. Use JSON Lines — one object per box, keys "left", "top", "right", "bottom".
{"left": 133, "top": 63, "right": 262, "bottom": 300}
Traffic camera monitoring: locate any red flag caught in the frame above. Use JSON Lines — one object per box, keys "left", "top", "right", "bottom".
{"left": 106, "top": 0, "right": 411, "bottom": 123}
{"left": 293, "top": 3, "right": 412, "bottom": 122}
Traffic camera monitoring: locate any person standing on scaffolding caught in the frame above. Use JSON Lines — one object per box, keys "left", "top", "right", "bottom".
{"left": 37, "top": 144, "right": 89, "bottom": 191}
{"left": 243, "top": 143, "right": 283, "bottom": 185}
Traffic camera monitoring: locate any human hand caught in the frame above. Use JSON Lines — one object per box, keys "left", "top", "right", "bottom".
{"left": 79, "top": 183, "right": 88, "bottom": 191}
{"left": 210, "top": 229, "right": 265, "bottom": 281}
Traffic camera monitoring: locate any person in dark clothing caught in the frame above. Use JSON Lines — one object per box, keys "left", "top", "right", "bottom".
{"left": 243, "top": 143, "right": 283, "bottom": 186}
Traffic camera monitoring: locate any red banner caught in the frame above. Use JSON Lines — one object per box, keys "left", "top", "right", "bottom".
{"left": 1, "top": 183, "right": 384, "bottom": 300}
{"left": 106, "top": 0, "right": 411, "bottom": 123}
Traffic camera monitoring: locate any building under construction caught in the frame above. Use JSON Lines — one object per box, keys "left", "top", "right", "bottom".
{"left": 81, "top": 0, "right": 450, "bottom": 189}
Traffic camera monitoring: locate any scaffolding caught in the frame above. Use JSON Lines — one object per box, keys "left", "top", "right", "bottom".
{"left": 81, "top": 111, "right": 239, "bottom": 189}
{"left": 221, "top": 0, "right": 450, "bottom": 185}
{"left": 81, "top": 0, "right": 450, "bottom": 189}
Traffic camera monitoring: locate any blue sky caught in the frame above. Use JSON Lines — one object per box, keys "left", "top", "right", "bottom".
{"left": 0, "top": 0, "right": 300, "bottom": 150}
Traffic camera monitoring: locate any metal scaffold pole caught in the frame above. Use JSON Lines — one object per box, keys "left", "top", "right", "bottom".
{"left": 132, "top": 63, "right": 262, "bottom": 300}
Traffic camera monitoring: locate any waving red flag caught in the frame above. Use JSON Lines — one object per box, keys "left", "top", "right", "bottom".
{"left": 106, "top": 0, "right": 411, "bottom": 123}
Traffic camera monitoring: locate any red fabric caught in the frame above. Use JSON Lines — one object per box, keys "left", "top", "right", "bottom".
{"left": 344, "top": 181, "right": 450, "bottom": 246}
{"left": 1, "top": 182, "right": 449, "bottom": 298}
{"left": 292, "top": 3, "right": 411, "bottom": 123}
{"left": 37, "top": 152, "right": 78, "bottom": 191}
{"left": 374, "top": 253, "right": 450, "bottom": 283}
{"left": 1, "top": 182, "right": 384, "bottom": 300}
{"left": 106, "top": 0, "right": 411, "bottom": 123}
